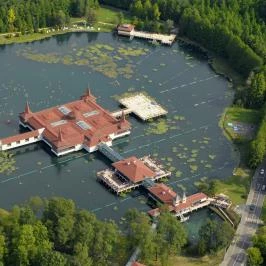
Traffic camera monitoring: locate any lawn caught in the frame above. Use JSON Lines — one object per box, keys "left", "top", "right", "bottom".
{"left": 220, "top": 107, "right": 262, "bottom": 142}
{"left": 215, "top": 169, "right": 252, "bottom": 205}
{"left": 96, "top": 5, "right": 131, "bottom": 25}
{"left": 151, "top": 251, "right": 225, "bottom": 266}
{"left": 224, "top": 107, "right": 262, "bottom": 124}
{"left": 70, "top": 5, "right": 131, "bottom": 26}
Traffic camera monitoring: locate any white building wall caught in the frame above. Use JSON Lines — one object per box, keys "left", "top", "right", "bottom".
{"left": 0, "top": 128, "right": 45, "bottom": 151}
{"left": 111, "top": 130, "right": 131, "bottom": 140}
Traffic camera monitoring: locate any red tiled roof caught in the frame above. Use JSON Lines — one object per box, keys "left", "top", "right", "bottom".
{"left": 173, "top": 192, "right": 208, "bottom": 213}
{"left": 112, "top": 156, "right": 155, "bottom": 183}
{"left": 147, "top": 208, "right": 160, "bottom": 217}
{"left": 131, "top": 262, "right": 146, "bottom": 266}
{"left": 148, "top": 189, "right": 208, "bottom": 216}
{"left": 18, "top": 91, "right": 131, "bottom": 151}
{"left": 0, "top": 130, "right": 41, "bottom": 145}
{"left": 148, "top": 183, "right": 177, "bottom": 204}
{"left": 117, "top": 24, "right": 134, "bottom": 32}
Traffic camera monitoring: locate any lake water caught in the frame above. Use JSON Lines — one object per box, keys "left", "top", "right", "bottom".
{"left": 0, "top": 32, "right": 237, "bottom": 237}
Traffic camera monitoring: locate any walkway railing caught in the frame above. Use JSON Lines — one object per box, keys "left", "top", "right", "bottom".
{"left": 97, "top": 142, "right": 124, "bottom": 162}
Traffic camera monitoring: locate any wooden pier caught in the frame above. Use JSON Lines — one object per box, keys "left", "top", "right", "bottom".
{"left": 130, "top": 31, "right": 176, "bottom": 45}
{"left": 117, "top": 24, "right": 176, "bottom": 45}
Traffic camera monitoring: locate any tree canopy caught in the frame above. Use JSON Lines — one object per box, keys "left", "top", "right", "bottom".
{"left": 198, "top": 219, "right": 234, "bottom": 255}
{"left": 0, "top": 198, "right": 188, "bottom": 266}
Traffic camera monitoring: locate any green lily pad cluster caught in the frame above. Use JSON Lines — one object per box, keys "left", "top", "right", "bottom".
{"left": 0, "top": 151, "right": 16, "bottom": 174}
{"left": 18, "top": 43, "right": 149, "bottom": 79}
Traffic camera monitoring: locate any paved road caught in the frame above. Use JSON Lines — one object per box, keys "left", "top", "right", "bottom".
{"left": 221, "top": 167, "right": 265, "bottom": 266}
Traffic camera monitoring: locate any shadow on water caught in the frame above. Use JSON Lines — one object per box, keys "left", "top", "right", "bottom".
{"left": 55, "top": 33, "right": 72, "bottom": 46}
{"left": 86, "top": 32, "right": 99, "bottom": 43}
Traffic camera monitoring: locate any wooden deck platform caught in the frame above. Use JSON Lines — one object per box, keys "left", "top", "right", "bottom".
{"left": 117, "top": 93, "right": 167, "bottom": 121}
{"left": 118, "top": 28, "right": 176, "bottom": 45}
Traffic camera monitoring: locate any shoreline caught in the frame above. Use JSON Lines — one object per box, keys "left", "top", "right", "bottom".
{"left": 0, "top": 28, "right": 112, "bottom": 46}
{"left": 177, "top": 36, "right": 245, "bottom": 87}
{"left": 0, "top": 29, "right": 246, "bottom": 87}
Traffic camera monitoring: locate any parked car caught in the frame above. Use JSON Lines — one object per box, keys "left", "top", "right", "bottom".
{"left": 250, "top": 204, "right": 255, "bottom": 211}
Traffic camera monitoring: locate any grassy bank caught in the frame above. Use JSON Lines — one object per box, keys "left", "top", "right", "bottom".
{"left": 216, "top": 107, "right": 259, "bottom": 207}
{"left": 215, "top": 170, "right": 251, "bottom": 205}
{"left": 0, "top": 6, "right": 130, "bottom": 45}
{"left": 219, "top": 106, "right": 261, "bottom": 142}
{"left": 151, "top": 250, "right": 225, "bottom": 266}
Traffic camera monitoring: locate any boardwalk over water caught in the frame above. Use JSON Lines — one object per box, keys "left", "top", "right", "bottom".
{"left": 130, "top": 30, "right": 176, "bottom": 45}
{"left": 117, "top": 24, "right": 176, "bottom": 45}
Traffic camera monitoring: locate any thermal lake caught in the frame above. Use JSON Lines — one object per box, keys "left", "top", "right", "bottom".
{"left": 0, "top": 32, "right": 237, "bottom": 235}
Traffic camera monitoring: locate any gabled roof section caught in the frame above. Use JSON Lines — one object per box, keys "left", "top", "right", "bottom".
{"left": 148, "top": 183, "right": 177, "bottom": 205}
{"left": 112, "top": 156, "right": 155, "bottom": 183}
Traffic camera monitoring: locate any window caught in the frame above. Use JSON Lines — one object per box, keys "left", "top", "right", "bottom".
{"left": 58, "top": 106, "right": 71, "bottom": 115}
{"left": 76, "top": 120, "right": 92, "bottom": 130}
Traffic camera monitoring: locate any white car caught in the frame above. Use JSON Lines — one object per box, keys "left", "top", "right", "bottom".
{"left": 260, "top": 168, "right": 264, "bottom": 175}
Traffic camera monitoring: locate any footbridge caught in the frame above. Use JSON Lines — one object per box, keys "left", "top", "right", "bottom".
{"left": 97, "top": 142, "right": 124, "bottom": 162}
{"left": 111, "top": 108, "right": 132, "bottom": 118}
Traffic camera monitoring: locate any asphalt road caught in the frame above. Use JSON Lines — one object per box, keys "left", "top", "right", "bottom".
{"left": 221, "top": 167, "right": 265, "bottom": 266}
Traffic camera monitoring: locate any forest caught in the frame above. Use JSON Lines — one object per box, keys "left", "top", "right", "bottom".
{"left": 0, "top": 0, "right": 99, "bottom": 33}
{"left": 0, "top": 197, "right": 234, "bottom": 266}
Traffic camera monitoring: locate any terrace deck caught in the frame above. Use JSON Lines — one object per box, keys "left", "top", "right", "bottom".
{"left": 118, "top": 93, "right": 167, "bottom": 121}
{"left": 97, "top": 156, "right": 171, "bottom": 194}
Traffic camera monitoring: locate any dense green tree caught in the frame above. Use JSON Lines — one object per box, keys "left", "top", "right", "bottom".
{"left": 0, "top": 234, "right": 6, "bottom": 266}
{"left": 87, "top": 8, "right": 97, "bottom": 25}
{"left": 37, "top": 250, "right": 67, "bottom": 266}
{"left": 130, "top": 0, "right": 143, "bottom": 19}
{"left": 248, "top": 72, "right": 266, "bottom": 108}
{"left": 125, "top": 209, "right": 156, "bottom": 263}
{"left": 152, "top": 3, "right": 160, "bottom": 21}
{"left": 0, "top": 0, "right": 99, "bottom": 33}
{"left": 198, "top": 219, "right": 234, "bottom": 255}
{"left": 118, "top": 11, "right": 124, "bottom": 24}
{"left": 42, "top": 198, "right": 75, "bottom": 249}
{"left": 91, "top": 221, "right": 119, "bottom": 266}
{"left": 156, "top": 212, "right": 187, "bottom": 264}
{"left": 252, "top": 226, "right": 266, "bottom": 263}
{"left": 73, "top": 243, "right": 93, "bottom": 266}
{"left": 163, "top": 19, "right": 173, "bottom": 34}
{"left": 7, "top": 7, "right": 16, "bottom": 31}
{"left": 247, "top": 247, "right": 263, "bottom": 266}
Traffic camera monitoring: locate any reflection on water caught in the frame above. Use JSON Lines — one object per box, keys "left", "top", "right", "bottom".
{"left": 0, "top": 33, "right": 237, "bottom": 234}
